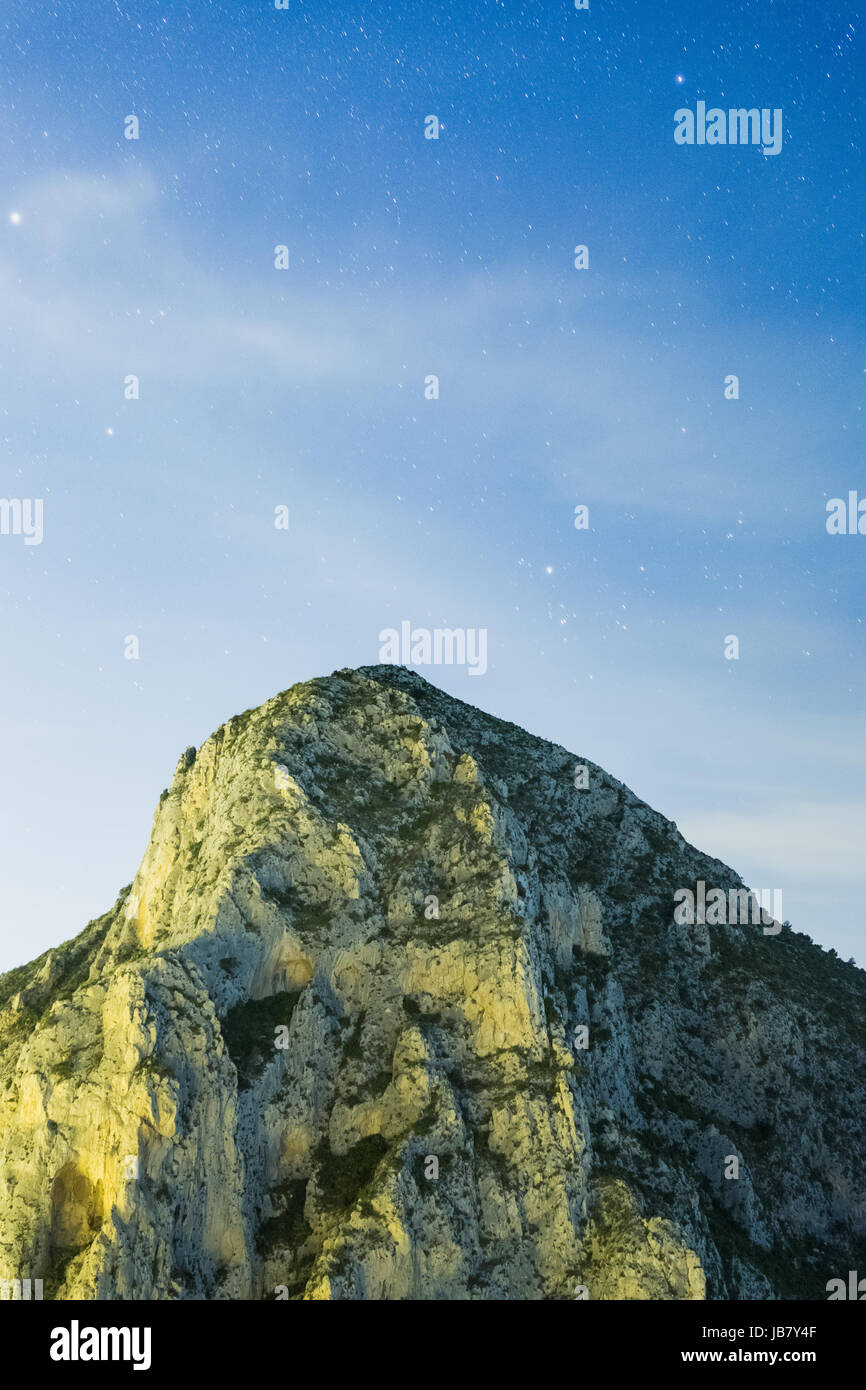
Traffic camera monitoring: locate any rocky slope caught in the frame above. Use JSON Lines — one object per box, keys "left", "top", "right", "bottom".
{"left": 0, "top": 665, "right": 863, "bottom": 1300}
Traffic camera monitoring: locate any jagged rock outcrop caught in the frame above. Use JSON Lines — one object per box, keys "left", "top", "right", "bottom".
{"left": 0, "top": 665, "right": 863, "bottom": 1299}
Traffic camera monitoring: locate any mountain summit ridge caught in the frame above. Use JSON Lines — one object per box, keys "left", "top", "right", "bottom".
{"left": 0, "top": 665, "right": 863, "bottom": 1299}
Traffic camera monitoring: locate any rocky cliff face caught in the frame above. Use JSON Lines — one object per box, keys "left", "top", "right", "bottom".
{"left": 0, "top": 665, "right": 863, "bottom": 1300}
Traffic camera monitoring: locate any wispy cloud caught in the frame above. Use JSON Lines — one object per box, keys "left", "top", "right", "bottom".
{"left": 7, "top": 169, "right": 158, "bottom": 246}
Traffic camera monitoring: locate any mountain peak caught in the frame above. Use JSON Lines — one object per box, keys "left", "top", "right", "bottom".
{"left": 0, "top": 669, "right": 863, "bottom": 1299}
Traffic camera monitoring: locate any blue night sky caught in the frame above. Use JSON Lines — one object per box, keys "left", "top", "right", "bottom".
{"left": 0, "top": 0, "right": 862, "bottom": 972}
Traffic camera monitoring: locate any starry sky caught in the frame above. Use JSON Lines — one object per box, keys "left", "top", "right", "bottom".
{"left": 0, "top": 0, "right": 863, "bottom": 972}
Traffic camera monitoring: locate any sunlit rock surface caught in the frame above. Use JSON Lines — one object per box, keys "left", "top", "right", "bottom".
{"left": 0, "top": 665, "right": 863, "bottom": 1299}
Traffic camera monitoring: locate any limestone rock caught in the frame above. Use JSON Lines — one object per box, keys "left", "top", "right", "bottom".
{"left": 0, "top": 665, "right": 863, "bottom": 1300}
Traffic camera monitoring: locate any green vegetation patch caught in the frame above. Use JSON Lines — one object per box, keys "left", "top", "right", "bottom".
{"left": 314, "top": 1134, "right": 390, "bottom": 1213}
{"left": 256, "top": 1178, "right": 310, "bottom": 1257}
{"left": 221, "top": 990, "right": 301, "bottom": 1089}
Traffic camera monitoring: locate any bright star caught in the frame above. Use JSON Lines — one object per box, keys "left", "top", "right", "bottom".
{"left": 9, "top": 211, "right": 21, "bottom": 225}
